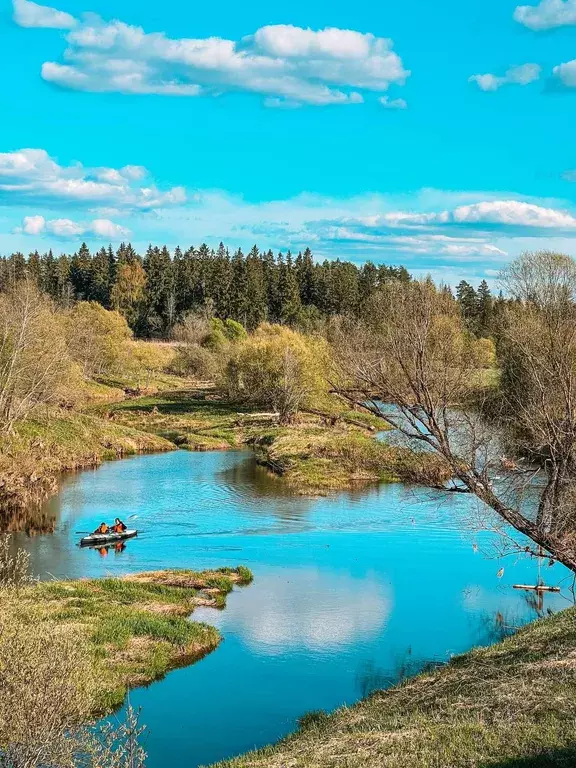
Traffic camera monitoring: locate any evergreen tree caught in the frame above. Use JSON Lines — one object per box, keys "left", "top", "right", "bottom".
{"left": 27, "top": 251, "right": 42, "bottom": 285}
{"left": 229, "top": 249, "right": 248, "bottom": 323}
{"left": 358, "top": 261, "right": 378, "bottom": 308}
{"left": 296, "top": 248, "right": 315, "bottom": 306}
{"left": 69, "top": 243, "right": 92, "bottom": 299}
{"left": 243, "top": 246, "right": 267, "bottom": 329}
{"left": 476, "top": 280, "right": 494, "bottom": 337}
{"left": 277, "top": 252, "right": 301, "bottom": 324}
{"left": 211, "top": 243, "right": 232, "bottom": 319}
{"left": 456, "top": 280, "right": 479, "bottom": 331}
{"left": 91, "top": 247, "right": 113, "bottom": 306}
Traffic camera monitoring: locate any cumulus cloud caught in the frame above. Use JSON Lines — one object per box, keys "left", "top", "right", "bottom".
{"left": 469, "top": 64, "right": 541, "bottom": 92}
{"left": 0, "top": 148, "right": 185, "bottom": 209}
{"left": 514, "top": 0, "right": 576, "bottom": 30}
{"left": 12, "top": 0, "right": 76, "bottom": 29}
{"left": 332, "top": 200, "right": 576, "bottom": 234}
{"left": 12, "top": 2, "right": 410, "bottom": 106}
{"left": 17, "top": 215, "right": 130, "bottom": 239}
{"left": 21, "top": 215, "right": 46, "bottom": 235}
{"left": 553, "top": 59, "right": 576, "bottom": 86}
{"left": 379, "top": 95, "right": 407, "bottom": 109}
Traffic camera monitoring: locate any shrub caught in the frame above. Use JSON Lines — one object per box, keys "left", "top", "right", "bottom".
{"left": 225, "top": 324, "right": 331, "bottom": 423}
{"left": 65, "top": 302, "right": 133, "bottom": 378}
{"left": 170, "top": 344, "right": 219, "bottom": 379}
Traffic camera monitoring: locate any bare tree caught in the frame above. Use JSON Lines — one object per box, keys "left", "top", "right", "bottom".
{"left": 331, "top": 260, "right": 576, "bottom": 573}
{"left": 0, "top": 280, "right": 70, "bottom": 433}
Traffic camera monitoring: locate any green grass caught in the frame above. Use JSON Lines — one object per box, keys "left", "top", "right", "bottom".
{"left": 0, "top": 407, "right": 174, "bottom": 532}
{"left": 2, "top": 567, "right": 253, "bottom": 715}
{"left": 209, "top": 605, "right": 576, "bottom": 768}
{"left": 248, "top": 426, "right": 451, "bottom": 495}
{"left": 102, "top": 389, "right": 248, "bottom": 451}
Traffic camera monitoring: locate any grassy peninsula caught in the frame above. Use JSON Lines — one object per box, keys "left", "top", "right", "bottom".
{"left": 211, "top": 605, "right": 576, "bottom": 768}
{"left": 0, "top": 566, "right": 252, "bottom": 715}
{"left": 103, "top": 387, "right": 451, "bottom": 494}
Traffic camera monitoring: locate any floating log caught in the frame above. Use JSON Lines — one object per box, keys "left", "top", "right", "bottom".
{"left": 513, "top": 584, "right": 560, "bottom": 593}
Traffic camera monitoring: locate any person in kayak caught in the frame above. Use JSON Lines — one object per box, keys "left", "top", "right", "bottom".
{"left": 112, "top": 518, "right": 127, "bottom": 533}
{"left": 94, "top": 522, "right": 110, "bottom": 535}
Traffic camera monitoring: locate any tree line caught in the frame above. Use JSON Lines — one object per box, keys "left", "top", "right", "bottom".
{"left": 0, "top": 243, "right": 411, "bottom": 337}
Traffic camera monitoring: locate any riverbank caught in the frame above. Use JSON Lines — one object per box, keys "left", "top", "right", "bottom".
{"left": 0, "top": 566, "right": 252, "bottom": 715}
{"left": 104, "top": 388, "right": 451, "bottom": 495}
{"left": 0, "top": 407, "right": 174, "bottom": 532}
{"left": 210, "top": 604, "right": 576, "bottom": 768}
{"left": 0, "top": 383, "right": 451, "bottom": 532}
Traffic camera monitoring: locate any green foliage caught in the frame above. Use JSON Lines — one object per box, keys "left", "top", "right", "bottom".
{"left": 65, "top": 301, "right": 133, "bottom": 378}
{"left": 225, "top": 324, "right": 331, "bottom": 422}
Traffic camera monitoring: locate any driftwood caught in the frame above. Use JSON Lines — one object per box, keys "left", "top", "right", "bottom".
{"left": 302, "top": 408, "right": 376, "bottom": 432}
{"left": 513, "top": 584, "right": 560, "bottom": 593}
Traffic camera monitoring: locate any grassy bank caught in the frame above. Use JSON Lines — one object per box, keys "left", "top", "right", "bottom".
{"left": 248, "top": 426, "right": 451, "bottom": 494}
{"left": 105, "top": 388, "right": 451, "bottom": 495}
{"left": 210, "top": 605, "right": 576, "bottom": 768}
{"left": 0, "top": 566, "right": 252, "bottom": 715}
{"left": 0, "top": 408, "right": 174, "bottom": 532}
{"left": 101, "top": 388, "right": 247, "bottom": 451}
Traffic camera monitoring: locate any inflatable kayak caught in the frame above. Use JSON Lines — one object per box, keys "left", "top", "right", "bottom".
{"left": 80, "top": 529, "right": 137, "bottom": 547}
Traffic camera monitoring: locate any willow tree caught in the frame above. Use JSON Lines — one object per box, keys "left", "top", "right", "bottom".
{"left": 331, "top": 255, "right": 576, "bottom": 573}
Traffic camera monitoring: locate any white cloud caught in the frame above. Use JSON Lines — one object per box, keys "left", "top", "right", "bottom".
{"left": 14, "top": 4, "right": 410, "bottom": 106}
{"left": 469, "top": 64, "right": 541, "bottom": 92}
{"left": 0, "top": 148, "right": 185, "bottom": 210}
{"left": 17, "top": 215, "right": 130, "bottom": 239}
{"left": 90, "top": 218, "right": 130, "bottom": 238}
{"left": 379, "top": 95, "right": 407, "bottom": 109}
{"left": 49, "top": 218, "right": 85, "bottom": 236}
{"left": 12, "top": 0, "right": 76, "bottom": 29}
{"left": 514, "top": 0, "right": 576, "bottom": 30}
{"left": 553, "top": 59, "right": 576, "bottom": 86}
{"left": 22, "top": 215, "right": 46, "bottom": 234}
{"left": 451, "top": 200, "right": 576, "bottom": 228}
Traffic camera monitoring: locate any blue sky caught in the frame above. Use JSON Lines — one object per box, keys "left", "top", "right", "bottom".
{"left": 3, "top": 0, "right": 576, "bottom": 284}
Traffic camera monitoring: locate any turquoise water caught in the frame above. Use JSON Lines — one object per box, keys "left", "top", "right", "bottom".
{"left": 19, "top": 450, "right": 571, "bottom": 768}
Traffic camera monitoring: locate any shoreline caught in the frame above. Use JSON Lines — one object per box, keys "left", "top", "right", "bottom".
{"left": 0, "top": 567, "right": 253, "bottom": 716}
{"left": 208, "top": 603, "right": 576, "bottom": 767}
{"left": 1, "top": 385, "right": 449, "bottom": 532}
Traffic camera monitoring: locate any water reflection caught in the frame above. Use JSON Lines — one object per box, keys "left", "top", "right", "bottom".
{"left": 17, "top": 449, "right": 573, "bottom": 768}
{"left": 196, "top": 567, "right": 391, "bottom": 654}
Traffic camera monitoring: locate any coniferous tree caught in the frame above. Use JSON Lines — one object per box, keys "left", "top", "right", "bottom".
{"left": 69, "top": 243, "right": 92, "bottom": 299}
{"left": 476, "top": 280, "right": 494, "bottom": 337}
{"left": 211, "top": 243, "right": 232, "bottom": 319}
{"left": 90, "top": 247, "right": 112, "bottom": 306}
{"left": 278, "top": 252, "right": 301, "bottom": 324}
{"left": 229, "top": 248, "right": 248, "bottom": 324}
{"left": 27, "top": 251, "right": 42, "bottom": 285}
{"left": 244, "top": 246, "right": 267, "bottom": 329}
{"left": 456, "top": 280, "right": 479, "bottom": 332}
{"left": 0, "top": 239, "right": 417, "bottom": 336}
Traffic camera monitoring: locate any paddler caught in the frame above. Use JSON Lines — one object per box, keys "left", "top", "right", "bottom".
{"left": 93, "top": 522, "right": 110, "bottom": 535}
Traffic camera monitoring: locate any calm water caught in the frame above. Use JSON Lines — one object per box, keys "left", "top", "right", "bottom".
{"left": 18, "top": 450, "right": 571, "bottom": 768}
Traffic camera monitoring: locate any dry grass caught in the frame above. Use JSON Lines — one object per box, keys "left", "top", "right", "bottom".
{"left": 106, "top": 388, "right": 450, "bottom": 496}
{"left": 210, "top": 606, "right": 576, "bottom": 768}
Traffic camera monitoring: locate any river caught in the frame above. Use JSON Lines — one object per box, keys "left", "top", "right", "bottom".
{"left": 16, "top": 449, "right": 571, "bottom": 768}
